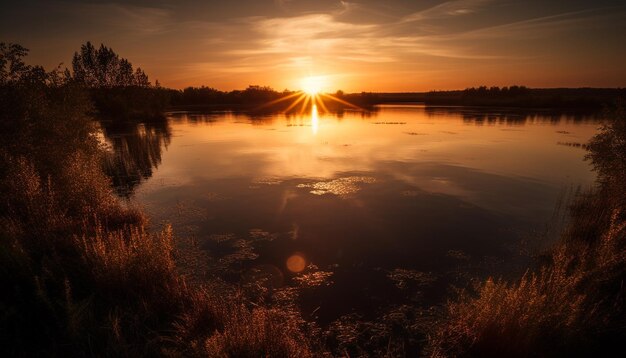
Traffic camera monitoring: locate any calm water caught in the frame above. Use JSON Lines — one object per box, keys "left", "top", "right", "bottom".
{"left": 104, "top": 105, "right": 600, "bottom": 322}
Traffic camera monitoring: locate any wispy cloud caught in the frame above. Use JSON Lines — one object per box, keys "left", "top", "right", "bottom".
{"left": 401, "top": 0, "right": 495, "bottom": 22}
{"left": 443, "top": 5, "right": 626, "bottom": 40}
{"left": 213, "top": 8, "right": 507, "bottom": 68}
{"left": 65, "top": 1, "right": 174, "bottom": 36}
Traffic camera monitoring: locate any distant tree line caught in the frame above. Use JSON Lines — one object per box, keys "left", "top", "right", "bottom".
{"left": 423, "top": 86, "right": 626, "bottom": 109}
{"left": 168, "top": 84, "right": 623, "bottom": 112}
{"left": 169, "top": 85, "right": 289, "bottom": 108}
{"left": 370, "top": 86, "right": 625, "bottom": 110}
{"left": 168, "top": 86, "right": 380, "bottom": 112}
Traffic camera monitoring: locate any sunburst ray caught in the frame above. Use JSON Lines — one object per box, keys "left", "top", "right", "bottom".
{"left": 313, "top": 94, "right": 329, "bottom": 113}
{"left": 254, "top": 91, "right": 302, "bottom": 110}
{"left": 319, "top": 93, "right": 363, "bottom": 110}
{"left": 283, "top": 93, "right": 307, "bottom": 113}
{"left": 299, "top": 95, "right": 311, "bottom": 114}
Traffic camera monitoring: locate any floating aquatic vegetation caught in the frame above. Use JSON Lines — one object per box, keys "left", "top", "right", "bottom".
{"left": 325, "top": 306, "right": 428, "bottom": 357}
{"left": 251, "top": 176, "right": 283, "bottom": 185}
{"left": 249, "top": 176, "right": 284, "bottom": 189}
{"left": 249, "top": 228, "right": 278, "bottom": 241}
{"left": 218, "top": 239, "right": 259, "bottom": 265}
{"left": 297, "top": 176, "right": 376, "bottom": 196}
{"left": 206, "top": 234, "right": 259, "bottom": 268}
{"left": 272, "top": 286, "right": 301, "bottom": 307}
{"left": 387, "top": 269, "right": 436, "bottom": 290}
{"left": 294, "top": 270, "right": 334, "bottom": 288}
{"left": 242, "top": 264, "right": 285, "bottom": 300}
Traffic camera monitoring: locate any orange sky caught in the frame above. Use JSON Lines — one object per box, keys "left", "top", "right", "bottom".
{"left": 2, "top": 0, "right": 626, "bottom": 91}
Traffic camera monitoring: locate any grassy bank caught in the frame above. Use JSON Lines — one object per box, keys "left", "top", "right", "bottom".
{"left": 0, "top": 43, "right": 313, "bottom": 357}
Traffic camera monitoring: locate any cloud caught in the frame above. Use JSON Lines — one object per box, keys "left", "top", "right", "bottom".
{"left": 62, "top": 1, "right": 174, "bottom": 36}
{"left": 448, "top": 6, "right": 626, "bottom": 40}
{"left": 401, "top": 0, "right": 495, "bottom": 23}
{"left": 218, "top": 10, "right": 508, "bottom": 65}
{"left": 3, "top": 0, "right": 624, "bottom": 89}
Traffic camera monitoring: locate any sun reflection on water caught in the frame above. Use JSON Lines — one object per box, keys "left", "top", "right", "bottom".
{"left": 311, "top": 104, "right": 319, "bottom": 135}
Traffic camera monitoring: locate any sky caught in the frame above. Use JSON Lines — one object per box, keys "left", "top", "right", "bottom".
{"left": 2, "top": 0, "right": 626, "bottom": 91}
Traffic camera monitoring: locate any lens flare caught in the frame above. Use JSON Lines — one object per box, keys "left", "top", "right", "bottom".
{"left": 286, "top": 253, "right": 306, "bottom": 273}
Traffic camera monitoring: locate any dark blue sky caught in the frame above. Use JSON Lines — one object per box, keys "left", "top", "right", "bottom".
{"left": 2, "top": 0, "right": 625, "bottom": 90}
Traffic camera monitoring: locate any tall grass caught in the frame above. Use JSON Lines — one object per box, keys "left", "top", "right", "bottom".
{"left": 0, "top": 148, "right": 315, "bottom": 356}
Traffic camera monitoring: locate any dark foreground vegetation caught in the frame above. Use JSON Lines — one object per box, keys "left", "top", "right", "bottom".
{"left": 1, "top": 42, "right": 313, "bottom": 357}
{"left": 1, "top": 41, "right": 625, "bottom": 357}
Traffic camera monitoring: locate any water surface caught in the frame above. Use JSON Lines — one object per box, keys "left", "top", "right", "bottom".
{"left": 107, "top": 105, "right": 600, "bottom": 322}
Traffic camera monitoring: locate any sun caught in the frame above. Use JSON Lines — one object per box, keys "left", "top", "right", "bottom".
{"left": 301, "top": 76, "right": 325, "bottom": 95}
{"left": 257, "top": 75, "right": 360, "bottom": 114}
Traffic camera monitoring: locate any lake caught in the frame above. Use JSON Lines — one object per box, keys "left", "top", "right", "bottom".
{"left": 102, "top": 104, "right": 600, "bottom": 323}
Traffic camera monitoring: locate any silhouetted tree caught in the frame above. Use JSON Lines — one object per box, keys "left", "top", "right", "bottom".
{"left": 72, "top": 42, "right": 150, "bottom": 88}
{"left": 134, "top": 67, "right": 150, "bottom": 87}
{"left": 0, "top": 43, "right": 32, "bottom": 84}
{"left": 69, "top": 42, "right": 169, "bottom": 118}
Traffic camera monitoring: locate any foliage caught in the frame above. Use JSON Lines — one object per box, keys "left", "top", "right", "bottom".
{"left": 587, "top": 100, "right": 626, "bottom": 206}
{"left": 171, "top": 85, "right": 289, "bottom": 108}
{"left": 70, "top": 41, "right": 170, "bottom": 118}
{"left": 72, "top": 42, "right": 150, "bottom": 88}
{"left": 90, "top": 85, "right": 171, "bottom": 119}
